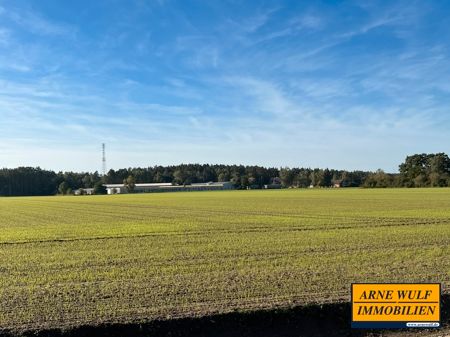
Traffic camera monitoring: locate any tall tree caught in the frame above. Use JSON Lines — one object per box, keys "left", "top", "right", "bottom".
{"left": 123, "top": 175, "right": 136, "bottom": 192}
{"left": 58, "top": 181, "right": 70, "bottom": 195}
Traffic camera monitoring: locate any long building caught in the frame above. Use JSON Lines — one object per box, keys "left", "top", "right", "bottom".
{"left": 104, "top": 181, "right": 234, "bottom": 194}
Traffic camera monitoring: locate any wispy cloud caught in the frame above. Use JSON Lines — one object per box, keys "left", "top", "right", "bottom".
{"left": 293, "top": 13, "right": 323, "bottom": 30}
{"left": 0, "top": 27, "right": 10, "bottom": 45}
{"left": 2, "top": 5, "right": 75, "bottom": 36}
{"left": 226, "top": 7, "right": 279, "bottom": 34}
{"left": 224, "top": 77, "right": 304, "bottom": 119}
{"left": 254, "top": 13, "right": 323, "bottom": 43}
{"left": 339, "top": 15, "right": 399, "bottom": 38}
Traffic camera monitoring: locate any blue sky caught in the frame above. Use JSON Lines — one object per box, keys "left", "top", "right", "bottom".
{"left": 0, "top": 0, "right": 449, "bottom": 172}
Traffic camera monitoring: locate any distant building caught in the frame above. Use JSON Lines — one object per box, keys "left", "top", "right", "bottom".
{"left": 264, "top": 184, "right": 282, "bottom": 189}
{"left": 332, "top": 180, "right": 351, "bottom": 188}
{"left": 104, "top": 181, "right": 234, "bottom": 194}
{"left": 74, "top": 188, "right": 94, "bottom": 195}
{"left": 333, "top": 180, "right": 342, "bottom": 188}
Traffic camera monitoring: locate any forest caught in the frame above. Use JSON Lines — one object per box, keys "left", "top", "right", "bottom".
{"left": 0, "top": 153, "right": 449, "bottom": 196}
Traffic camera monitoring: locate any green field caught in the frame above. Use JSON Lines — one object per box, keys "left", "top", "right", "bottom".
{"left": 1, "top": 189, "right": 450, "bottom": 332}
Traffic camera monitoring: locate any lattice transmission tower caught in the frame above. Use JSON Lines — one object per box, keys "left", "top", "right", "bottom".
{"left": 102, "top": 143, "right": 106, "bottom": 176}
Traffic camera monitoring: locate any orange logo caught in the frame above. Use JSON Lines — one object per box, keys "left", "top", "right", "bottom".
{"left": 351, "top": 283, "right": 440, "bottom": 328}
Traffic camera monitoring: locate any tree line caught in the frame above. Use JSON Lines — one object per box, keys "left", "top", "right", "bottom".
{"left": 0, "top": 153, "right": 449, "bottom": 196}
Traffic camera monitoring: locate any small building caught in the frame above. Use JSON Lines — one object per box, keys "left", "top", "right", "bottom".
{"left": 104, "top": 182, "right": 234, "bottom": 194}
{"left": 104, "top": 183, "right": 172, "bottom": 194}
{"left": 333, "top": 180, "right": 342, "bottom": 188}
{"left": 74, "top": 188, "right": 94, "bottom": 195}
{"left": 264, "top": 183, "right": 282, "bottom": 189}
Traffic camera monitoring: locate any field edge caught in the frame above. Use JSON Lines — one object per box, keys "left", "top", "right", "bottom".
{"left": 1, "top": 295, "right": 450, "bottom": 337}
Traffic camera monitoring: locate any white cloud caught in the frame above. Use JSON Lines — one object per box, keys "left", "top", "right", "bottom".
{"left": 289, "top": 13, "right": 323, "bottom": 30}
{"left": 5, "top": 6, "right": 75, "bottom": 36}
{"left": 231, "top": 7, "right": 279, "bottom": 34}
{"left": 225, "top": 77, "right": 304, "bottom": 118}
{"left": 1, "top": 63, "right": 30, "bottom": 72}
{"left": 0, "top": 27, "right": 10, "bottom": 45}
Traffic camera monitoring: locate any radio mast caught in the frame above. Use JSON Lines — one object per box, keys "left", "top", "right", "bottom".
{"left": 102, "top": 143, "right": 106, "bottom": 176}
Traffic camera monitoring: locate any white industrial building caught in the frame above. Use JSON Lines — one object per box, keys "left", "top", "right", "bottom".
{"left": 104, "top": 181, "right": 234, "bottom": 194}
{"left": 74, "top": 188, "right": 95, "bottom": 195}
